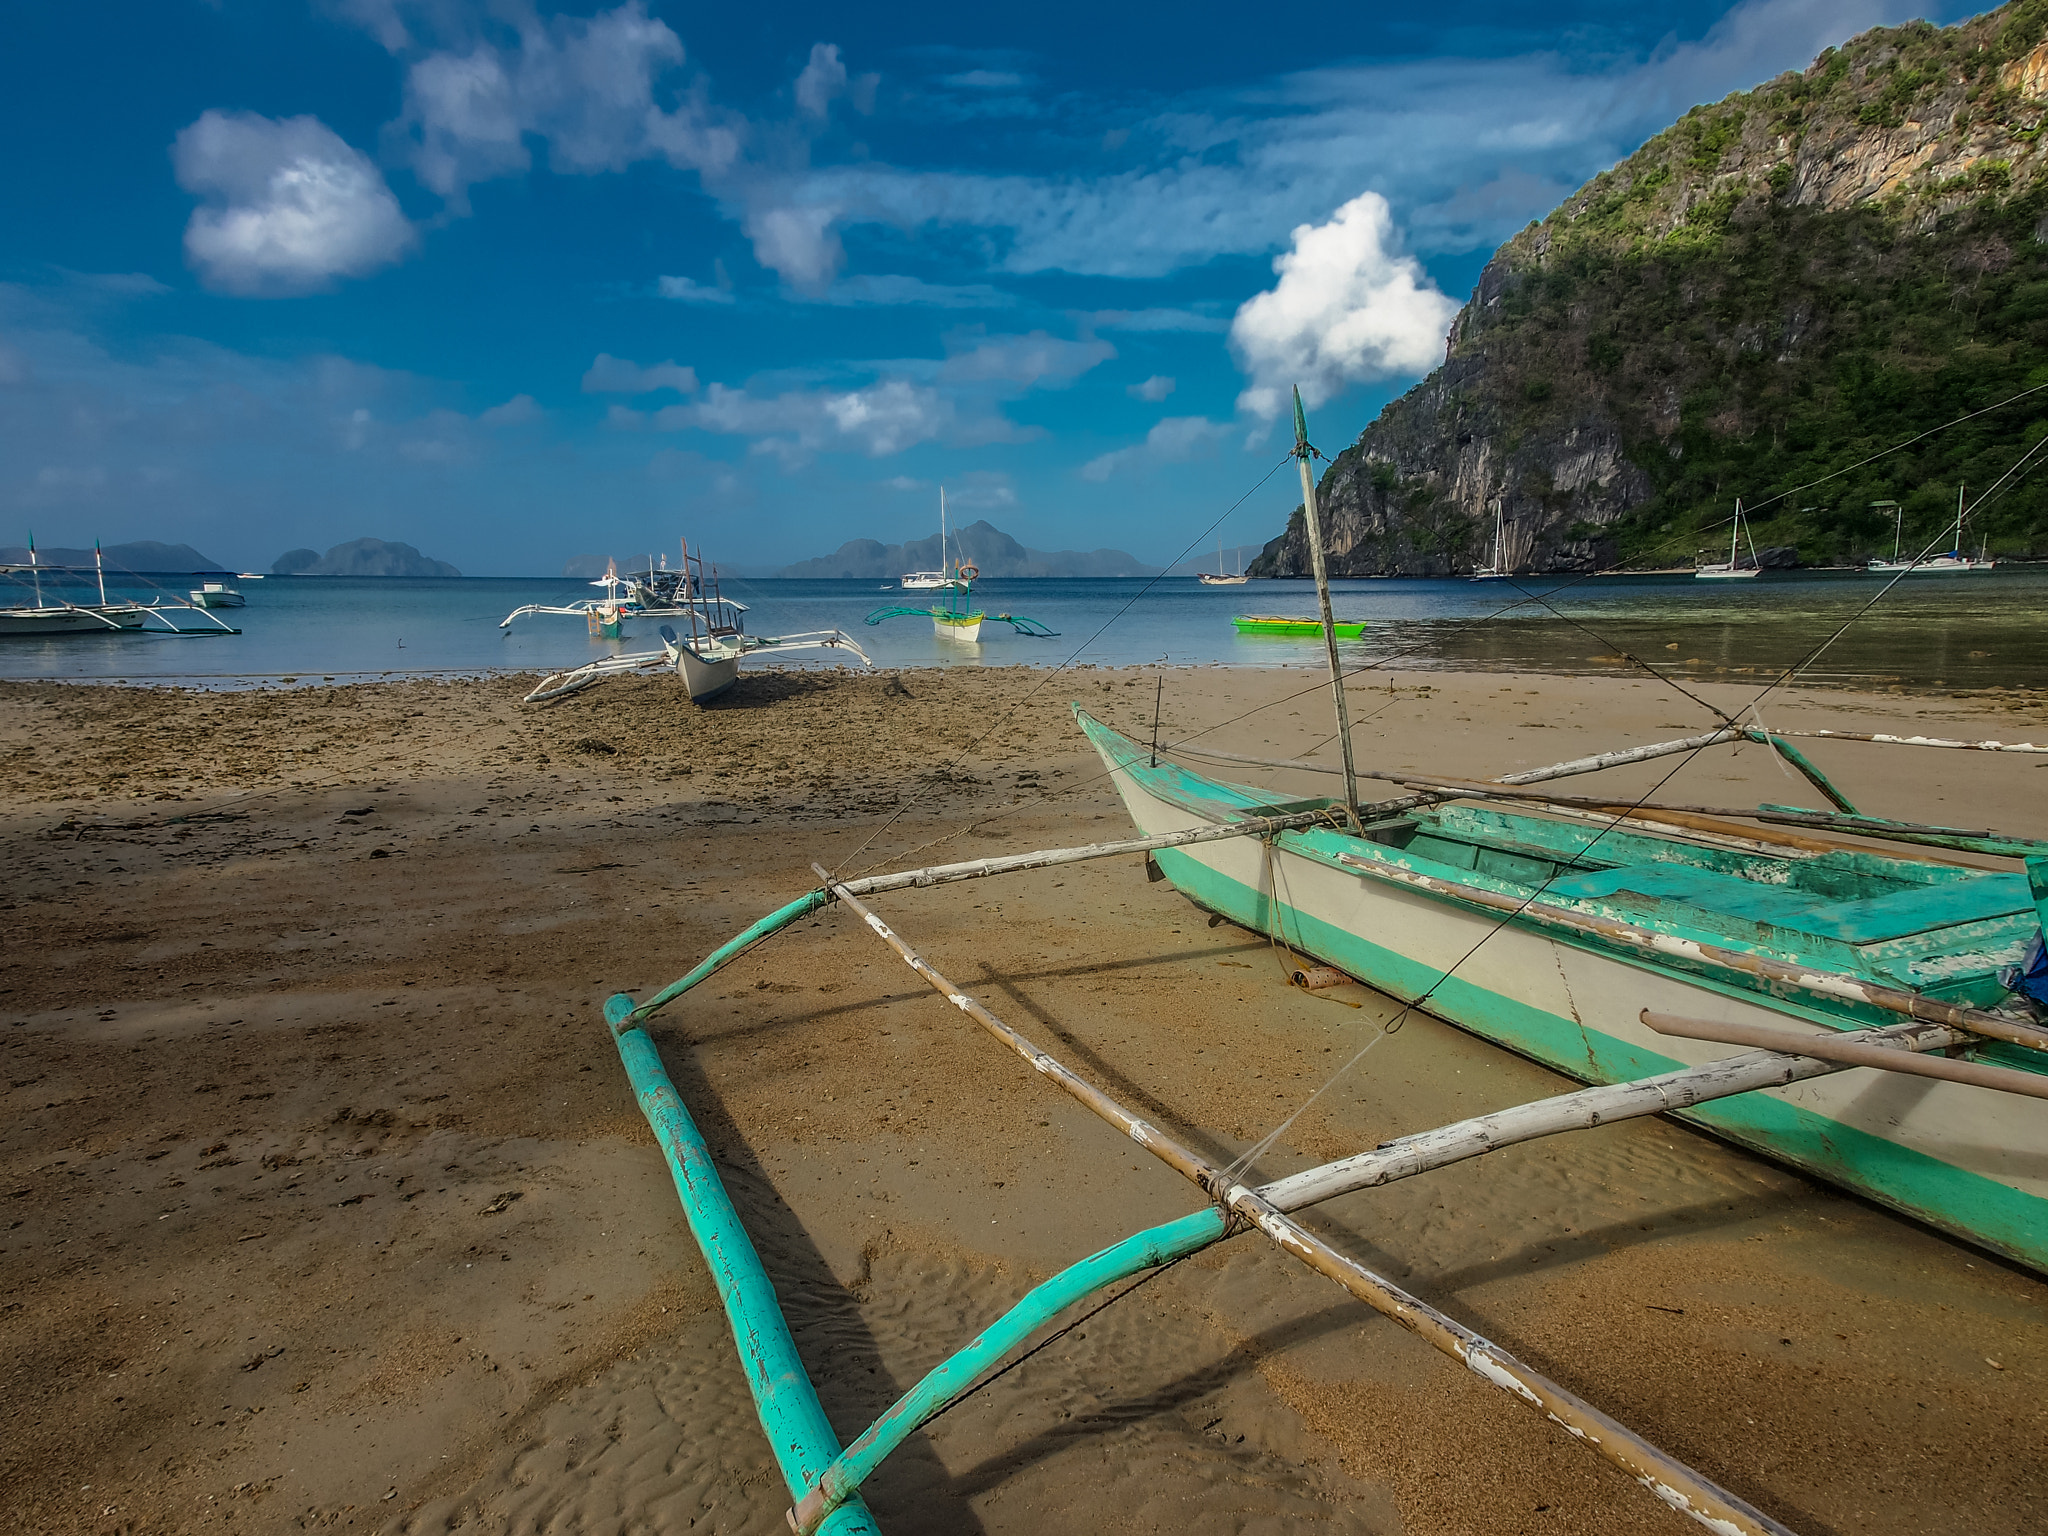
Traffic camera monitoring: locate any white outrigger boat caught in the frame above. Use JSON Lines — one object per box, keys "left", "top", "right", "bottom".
{"left": 501, "top": 549, "right": 706, "bottom": 639}
{"left": 587, "top": 390, "right": 2048, "bottom": 1536}
{"left": 521, "top": 541, "right": 870, "bottom": 705}
{"left": 1, "top": 538, "right": 237, "bottom": 636}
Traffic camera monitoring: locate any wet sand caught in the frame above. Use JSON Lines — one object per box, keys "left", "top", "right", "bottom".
{"left": 2, "top": 665, "right": 2044, "bottom": 1536}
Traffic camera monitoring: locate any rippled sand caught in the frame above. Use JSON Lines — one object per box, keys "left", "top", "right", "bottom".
{"left": 3, "top": 665, "right": 2043, "bottom": 1535}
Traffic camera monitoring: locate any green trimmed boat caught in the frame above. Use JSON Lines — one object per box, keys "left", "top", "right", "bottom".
{"left": 1234, "top": 614, "right": 1365, "bottom": 638}
{"left": 1078, "top": 706, "right": 2048, "bottom": 1274}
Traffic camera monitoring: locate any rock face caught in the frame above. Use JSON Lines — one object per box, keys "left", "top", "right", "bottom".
{"left": 272, "top": 539, "right": 461, "bottom": 577}
{"left": 1255, "top": 5, "right": 2048, "bottom": 577}
{"left": 777, "top": 520, "right": 1158, "bottom": 578}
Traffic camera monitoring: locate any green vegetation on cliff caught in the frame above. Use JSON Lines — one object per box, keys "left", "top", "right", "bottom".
{"left": 1256, "top": 3, "right": 2048, "bottom": 577}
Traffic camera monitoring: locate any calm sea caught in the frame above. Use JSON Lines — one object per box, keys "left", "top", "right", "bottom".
{"left": 2, "top": 566, "right": 2044, "bottom": 691}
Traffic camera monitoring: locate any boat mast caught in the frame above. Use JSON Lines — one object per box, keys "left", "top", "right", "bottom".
{"left": 1493, "top": 498, "right": 1505, "bottom": 573}
{"left": 1729, "top": 501, "right": 1741, "bottom": 568}
{"left": 1954, "top": 483, "right": 1965, "bottom": 556}
{"left": 939, "top": 486, "right": 948, "bottom": 579}
{"left": 1293, "top": 388, "right": 1359, "bottom": 819}
{"left": 95, "top": 539, "right": 108, "bottom": 607}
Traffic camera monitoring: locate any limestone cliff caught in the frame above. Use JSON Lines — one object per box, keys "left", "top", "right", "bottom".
{"left": 1255, "top": 3, "right": 2048, "bottom": 576}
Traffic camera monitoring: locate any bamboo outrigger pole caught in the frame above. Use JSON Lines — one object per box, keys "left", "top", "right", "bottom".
{"left": 798, "top": 867, "right": 1804, "bottom": 1536}
{"left": 1293, "top": 388, "right": 1360, "bottom": 818}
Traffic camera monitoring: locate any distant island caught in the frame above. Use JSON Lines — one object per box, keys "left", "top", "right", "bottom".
{"left": 0, "top": 540, "right": 230, "bottom": 573}
{"left": 777, "top": 520, "right": 1157, "bottom": 578}
{"left": 273, "top": 539, "right": 462, "bottom": 577}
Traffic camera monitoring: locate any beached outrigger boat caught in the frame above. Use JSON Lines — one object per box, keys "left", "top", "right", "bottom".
{"left": 591, "top": 391, "right": 2048, "bottom": 1536}
{"left": 522, "top": 542, "right": 871, "bottom": 704}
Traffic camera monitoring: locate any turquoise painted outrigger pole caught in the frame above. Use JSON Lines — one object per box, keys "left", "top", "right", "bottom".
{"left": 598, "top": 393, "right": 2048, "bottom": 1535}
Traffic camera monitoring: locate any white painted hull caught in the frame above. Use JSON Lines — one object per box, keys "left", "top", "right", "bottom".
{"left": 676, "top": 645, "right": 741, "bottom": 703}
{"left": 934, "top": 614, "right": 982, "bottom": 642}
{"left": 0, "top": 605, "right": 148, "bottom": 635}
{"left": 1081, "top": 714, "right": 2048, "bottom": 1271}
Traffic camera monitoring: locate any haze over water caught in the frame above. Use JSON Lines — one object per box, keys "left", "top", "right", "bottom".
{"left": 2, "top": 567, "right": 2044, "bottom": 693}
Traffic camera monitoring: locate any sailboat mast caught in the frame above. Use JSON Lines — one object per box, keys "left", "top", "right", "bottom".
{"left": 1955, "top": 483, "right": 1965, "bottom": 553}
{"left": 940, "top": 487, "right": 948, "bottom": 578}
{"left": 28, "top": 531, "right": 42, "bottom": 609}
{"left": 95, "top": 540, "right": 107, "bottom": 607}
{"left": 1293, "top": 388, "right": 1359, "bottom": 819}
{"left": 1730, "top": 501, "right": 1740, "bottom": 566}
{"left": 1494, "top": 498, "right": 1505, "bottom": 573}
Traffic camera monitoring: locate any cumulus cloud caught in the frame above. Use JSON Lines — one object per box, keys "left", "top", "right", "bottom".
{"left": 1080, "top": 416, "right": 1232, "bottom": 481}
{"left": 1229, "top": 192, "right": 1459, "bottom": 421}
{"left": 812, "top": 274, "right": 1017, "bottom": 309}
{"left": 939, "top": 330, "right": 1113, "bottom": 388}
{"left": 394, "top": 1, "right": 740, "bottom": 210}
{"left": 478, "top": 392, "right": 541, "bottom": 425}
{"left": 657, "top": 274, "right": 734, "bottom": 304}
{"left": 581, "top": 353, "right": 698, "bottom": 395}
{"left": 794, "top": 43, "right": 874, "bottom": 118}
{"left": 172, "top": 111, "right": 415, "bottom": 295}
{"left": 672, "top": 379, "right": 950, "bottom": 459}
{"left": 1127, "top": 375, "right": 1174, "bottom": 402}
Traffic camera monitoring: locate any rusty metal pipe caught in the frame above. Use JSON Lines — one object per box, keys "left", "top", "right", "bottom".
{"left": 801, "top": 868, "right": 1800, "bottom": 1536}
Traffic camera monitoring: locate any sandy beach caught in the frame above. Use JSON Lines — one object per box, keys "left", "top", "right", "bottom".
{"left": 4, "top": 663, "right": 2045, "bottom": 1536}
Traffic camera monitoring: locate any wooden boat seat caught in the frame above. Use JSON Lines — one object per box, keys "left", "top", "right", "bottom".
{"left": 1543, "top": 863, "right": 2033, "bottom": 943}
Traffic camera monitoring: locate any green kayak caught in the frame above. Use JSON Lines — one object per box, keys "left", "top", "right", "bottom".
{"left": 1233, "top": 614, "right": 1366, "bottom": 638}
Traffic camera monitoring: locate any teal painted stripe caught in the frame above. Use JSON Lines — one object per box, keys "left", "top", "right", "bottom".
{"left": 607, "top": 1000, "right": 882, "bottom": 1535}
{"left": 1154, "top": 846, "right": 2048, "bottom": 1274}
{"left": 798, "top": 1209, "right": 1227, "bottom": 1531}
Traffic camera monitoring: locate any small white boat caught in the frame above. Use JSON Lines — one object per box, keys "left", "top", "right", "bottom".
{"left": 1695, "top": 498, "right": 1762, "bottom": 579}
{"left": 1867, "top": 489, "right": 1996, "bottom": 575}
{"left": 1470, "top": 497, "right": 1515, "bottom": 580}
{"left": 1, "top": 539, "right": 151, "bottom": 635}
{"left": 190, "top": 582, "right": 246, "bottom": 608}
{"left": 899, "top": 490, "right": 969, "bottom": 590}
{"left": 1197, "top": 534, "right": 1249, "bottom": 585}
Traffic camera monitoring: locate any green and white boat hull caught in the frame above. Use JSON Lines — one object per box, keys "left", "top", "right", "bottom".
{"left": 1078, "top": 708, "right": 2048, "bottom": 1273}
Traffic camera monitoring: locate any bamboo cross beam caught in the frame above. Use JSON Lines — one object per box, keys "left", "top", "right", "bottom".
{"left": 803, "top": 867, "right": 1801, "bottom": 1536}
{"left": 617, "top": 809, "right": 1340, "bottom": 1027}
{"left": 785, "top": 1017, "right": 1959, "bottom": 1532}
{"left": 1641, "top": 1011, "right": 2048, "bottom": 1100}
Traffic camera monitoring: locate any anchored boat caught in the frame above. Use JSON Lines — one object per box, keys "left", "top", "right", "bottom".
{"left": 1232, "top": 614, "right": 1364, "bottom": 637}
{"left": 522, "top": 542, "right": 870, "bottom": 705}
{"left": 865, "top": 559, "right": 1056, "bottom": 644}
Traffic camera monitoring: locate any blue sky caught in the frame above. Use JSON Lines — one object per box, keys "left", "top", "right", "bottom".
{"left": 0, "top": 0, "right": 1986, "bottom": 574}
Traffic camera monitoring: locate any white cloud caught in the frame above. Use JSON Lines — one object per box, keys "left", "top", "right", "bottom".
{"left": 939, "top": 330, "right": 1113, "bottom": 388}
{"left": 812, "top": 274, "right": 1017, "bottom": 309}
{"left": 172, "top": 111, "right": 415, "bottom": 295}
{"left": 394, "top": 1, "right": 740, "bottom": 210}
{"left": 673, "top": 378, "right": 950, "bottom": 458}
{"left": 657, "top": 274, "right": 735, "bottom": 304}
{"left": 478, "top": 392, "right": 541, "bottom": 426}
{"left": 1128, "top": 375, "right": 1175, "bottom": 402}
{"left": 942, "top": 70, "right": 1028, "bottom": 91}
{"left": 947, "top": 470, "right": 1017, "bottom": 510}
{"left": 742, "top": 201, "right": 844, "bottom": 292}
{"left": 581, "top": 353, "right": 698, "bottom": 395}
{"left": 1229, "top": 192, "right": 1460, "bottom": 421}
{"left": 881, "top": 474, "right": 927, "bottom": 492}
{"left": 1077, "top": 308, "right": 1229, "bottom": 333}
{"left": 1081, "top": 416, "right": 1232, "bottom": 481}
{"left": 794, "top": 43, "right": 875, "bottom": 118}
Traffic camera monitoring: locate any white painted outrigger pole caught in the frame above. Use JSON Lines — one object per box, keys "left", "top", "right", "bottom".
{"left": 1293, "top": 388, "right": 1360, "bottom": 819}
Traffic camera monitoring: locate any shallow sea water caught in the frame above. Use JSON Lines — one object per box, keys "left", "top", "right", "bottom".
{"left": 2, "top": 566, "right": 2044, "bottom": 690}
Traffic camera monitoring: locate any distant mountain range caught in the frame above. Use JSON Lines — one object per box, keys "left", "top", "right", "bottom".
{"left": 777, "top": 520, "right": 1157, "bottom": 578}
{"left": 273, "top": 539, "right": 462, "bottom": 577}
{"left": 0, "top": 540, "right": 229, "bottom": 573}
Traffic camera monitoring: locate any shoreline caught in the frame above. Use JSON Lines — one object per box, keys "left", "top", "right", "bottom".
{"left": 4, "top": 665, "right": 2044, "bottom": 1535}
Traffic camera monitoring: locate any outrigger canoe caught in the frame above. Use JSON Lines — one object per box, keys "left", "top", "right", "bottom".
{"left": 1233, "top": 613, "right": 1365, "bottom": 637}
{"left": 1078, "top": 707, "right": 2048, "bottom": 1273}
